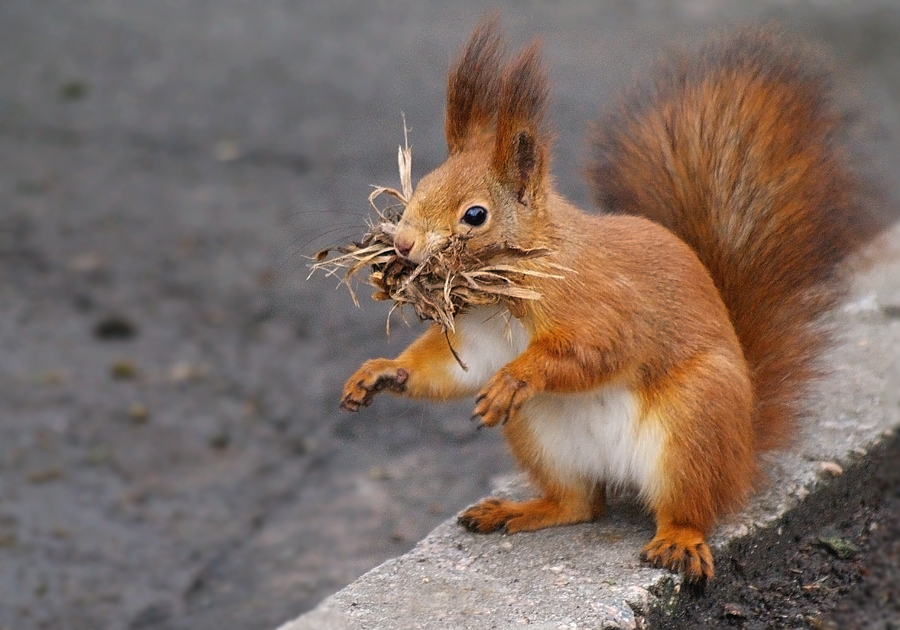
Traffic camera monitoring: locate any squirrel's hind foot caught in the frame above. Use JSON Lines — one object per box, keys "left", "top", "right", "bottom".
{"left": 457, "top": 498, "right": 519, "bottom": 534}
{"left": 458, "top": 496, "right": 594, "bottom": 534}
{"left": 640, "top": 527, "right": 714, "bottom": 587}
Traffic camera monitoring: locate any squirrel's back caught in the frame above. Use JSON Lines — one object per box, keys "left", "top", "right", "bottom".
{"left": 589, "top": 29, "right": 875, "bottom": 451}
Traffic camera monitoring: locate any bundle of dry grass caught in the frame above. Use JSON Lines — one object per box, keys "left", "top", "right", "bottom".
{"left": 309, "top": 127, "right": 562, "bottom": 335}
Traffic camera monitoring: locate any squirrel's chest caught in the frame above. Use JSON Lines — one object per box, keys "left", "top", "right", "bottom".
{"left": 450, "top": 306, "right": 531, "bottom": 389}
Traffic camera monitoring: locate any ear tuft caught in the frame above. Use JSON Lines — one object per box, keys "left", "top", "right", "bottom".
{"left": 492, "top": 41, "right": 550, "bottom": 201}
{"left": 445, "top": 15, "right": 505, "bottom": 154}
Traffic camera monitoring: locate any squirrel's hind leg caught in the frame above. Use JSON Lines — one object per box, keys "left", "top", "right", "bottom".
{"left": 639, "top": 351, "right": 756, "bottom": 585}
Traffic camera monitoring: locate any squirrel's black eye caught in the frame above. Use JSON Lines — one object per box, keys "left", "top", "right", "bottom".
{"left": 462, "top": 205, "right": 488, "bottom": 227}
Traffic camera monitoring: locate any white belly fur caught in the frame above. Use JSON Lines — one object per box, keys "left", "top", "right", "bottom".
{"left": 449, "top": 305, "right": 530, "bottom": 391}
{"left": 453, "top": 306, "right": 664, "bottom": 502}
{"left": 522, "top": 388, "right": 664, "bottom": 503}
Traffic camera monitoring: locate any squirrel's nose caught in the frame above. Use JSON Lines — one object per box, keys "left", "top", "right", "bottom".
{"left": 394, "top": 237, "right": 414, "bottom": 258}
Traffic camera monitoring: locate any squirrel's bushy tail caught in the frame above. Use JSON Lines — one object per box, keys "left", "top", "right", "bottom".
{"left": 589, "top": 29, "right": 875, "bottom": 452}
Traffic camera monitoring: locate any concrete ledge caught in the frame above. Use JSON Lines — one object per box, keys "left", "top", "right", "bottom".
{"left": 281, "top": 226, "right": 900, "bottom": 630}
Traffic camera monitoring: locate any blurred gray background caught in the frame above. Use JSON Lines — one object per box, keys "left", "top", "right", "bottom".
{"left": 1, "top": 1, "right": 898, "bottom": 629}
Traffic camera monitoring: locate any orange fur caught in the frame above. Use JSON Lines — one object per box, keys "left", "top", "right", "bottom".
{"left": 340, "top": 21, "right": 876, "bottom": 586}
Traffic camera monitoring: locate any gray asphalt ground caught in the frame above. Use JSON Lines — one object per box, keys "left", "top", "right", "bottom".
{"left": 1, "top": 2, "right": 898, "bottom": 630}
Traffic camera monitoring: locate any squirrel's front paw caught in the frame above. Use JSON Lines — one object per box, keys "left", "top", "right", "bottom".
{"left": 473, "top": 371, "right": 531, "bottom": 428}
{"left": 340, "top": 359, "right": 409, "bottom": 412}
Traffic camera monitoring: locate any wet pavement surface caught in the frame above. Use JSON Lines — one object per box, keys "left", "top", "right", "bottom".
{"left": 1, "top": 2, "right": 898, "bottom": 629}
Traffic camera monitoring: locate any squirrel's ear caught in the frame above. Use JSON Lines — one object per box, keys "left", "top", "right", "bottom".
{"left": 445, "top": 15, "right": 504, "bottom": 154}
{"left": 508, "top": 130, "right": 538, "bottom": 201}
{"left": 492, "top": 41, "right": 549, "bottom": 203}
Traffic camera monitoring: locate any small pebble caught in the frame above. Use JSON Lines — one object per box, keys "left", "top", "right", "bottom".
{"left": 94, "top": 315, "right": 138, "bottom": 341}
{"left": 168, "top": 362, "right": 205, "bottom": 383}
{"left": 208, "top": 429, "right": 231, "bottom": 450}
{"left": 127, "top": 402, "right": 149, "bottom": 423}
{"left": 67, "top": 252, "right": 104, "bottom": 273}
{"left": 724, "top": 603, "right": 747, "bottom": 618}
{"left": 110, "top": 360, "right": 138, "bottom": 380}
{"left": 59, "top": 80, "right": 89, "bottom": 101}
{"left": 818, "top": 536, "right": 860, "bottom": 560}
{"left": 27, "top": 468, "right": 63, "bottom": 484}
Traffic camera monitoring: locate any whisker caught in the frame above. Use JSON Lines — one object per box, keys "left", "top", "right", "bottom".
{"left": 286, "top": 225, "right": 369, "bottom": 256}
{"left": 282, "top": 207, "right": 370, "bottom": 221}
{"left": 269, "top": 223, "right": 379, "bottom": 294}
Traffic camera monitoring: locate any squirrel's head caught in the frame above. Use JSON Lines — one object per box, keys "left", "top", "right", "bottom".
{"left": 394, "top": 18, "right": 551, "bottom": 264}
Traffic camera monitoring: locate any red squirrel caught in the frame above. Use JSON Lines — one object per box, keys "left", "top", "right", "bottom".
{"left": 339, "top": 19, "right": 870, "bottom": 584}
